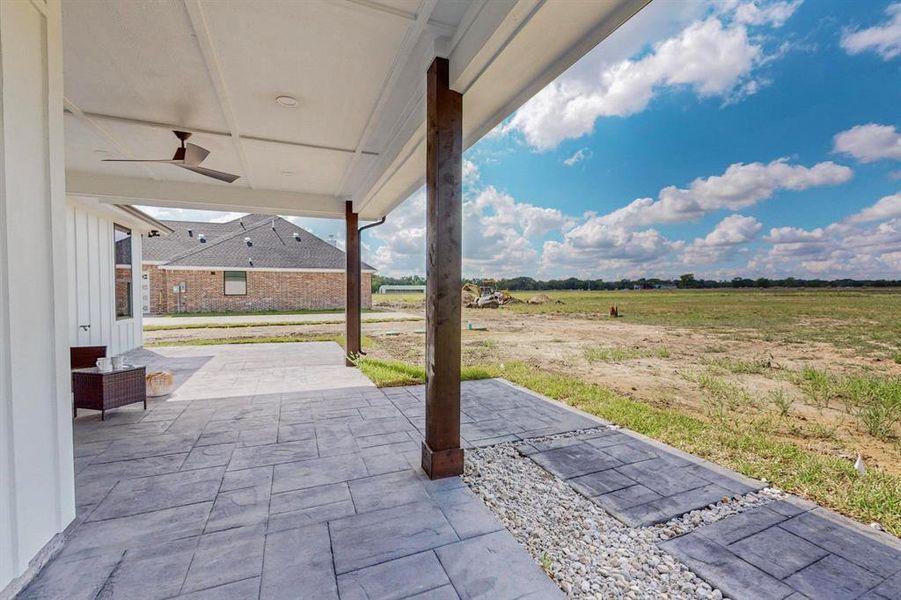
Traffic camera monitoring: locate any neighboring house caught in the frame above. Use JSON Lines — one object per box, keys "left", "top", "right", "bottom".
{"left": 67, "top": 197, "right": 172, "bottom": 355}
{"left": 142, "top": 214, "right": 374, "bottom": 314}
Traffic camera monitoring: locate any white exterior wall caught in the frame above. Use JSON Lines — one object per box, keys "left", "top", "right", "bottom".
{"left": 66, "top": 201, "right": 144, "bottom": 356}
{"left": 0, "top": 0, "right": 75, "bottom": 594}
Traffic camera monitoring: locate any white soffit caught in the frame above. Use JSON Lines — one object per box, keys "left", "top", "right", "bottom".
{"left": 61, "top": 0, "right": 647, "bottom": 220}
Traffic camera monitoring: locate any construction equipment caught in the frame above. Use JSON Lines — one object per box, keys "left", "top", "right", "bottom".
{"left": 462, "top": 280, "right": 519, "bottom": 308}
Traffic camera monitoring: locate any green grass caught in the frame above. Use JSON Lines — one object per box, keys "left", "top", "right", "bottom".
{"left": 495, "top": 362, "right": 900, "bottom": 534}
{"left": 704, "top": 355, "right": 772, "bottom": 374}
{"left": 583, "top": 346, "right": 670, "bottom": 363}
{"left": 355, "top": 357, "right": 495, "bottom": 387}
{"left": 144, "top": 316, "right": 418, "bottom": 332}
{"left": 794, "top": 367, "right": 901, "bottom": 439}
{"left": 354, "top": 357, "right": 900, "bottom": 533}
{"left": 146, "top": 333, "right": 375, "bottom": 348}
{"left": 377, "top": 288, "right": 901, "bottom": 358}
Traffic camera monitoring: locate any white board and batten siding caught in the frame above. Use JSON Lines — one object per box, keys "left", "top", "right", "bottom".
{"left": 66, "top": 200, "right": 145, "bottom": 356}
{"left": 0, "top": 0, "right": 75, "bottom": 594}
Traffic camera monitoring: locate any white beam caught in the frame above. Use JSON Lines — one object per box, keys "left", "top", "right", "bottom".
{"left": 74, "top": 111, "right": 378, "bottom": 157}
{"left": 64, "top": 99, "right": 159, "bottom": 180}
{"left": 66, "top": 172, "right": 346, "bottom": 218}
{"left": 183, "top": 0, "right": 256, "bottom": 189}
{"left": 337, "top": 0, "right": 439, "bottom": 198}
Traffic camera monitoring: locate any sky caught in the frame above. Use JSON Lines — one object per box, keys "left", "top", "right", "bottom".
{"left": 142, "top": 0, "right": 901, "bottom": 281}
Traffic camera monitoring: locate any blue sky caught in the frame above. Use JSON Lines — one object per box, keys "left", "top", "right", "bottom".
{"left": 145, "top": 0, "right": 901, "bottom": 280}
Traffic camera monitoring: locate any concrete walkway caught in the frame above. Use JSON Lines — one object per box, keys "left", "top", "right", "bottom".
{"left": 144, "top": 311, "right": 421, "bottom": 327}
{"left": 519, "top": 426, "right": 901, "bottom": 599}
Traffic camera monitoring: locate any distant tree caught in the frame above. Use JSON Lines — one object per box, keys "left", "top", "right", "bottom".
{"left": 678, "top": 273, "right": 697, "bottom": 289}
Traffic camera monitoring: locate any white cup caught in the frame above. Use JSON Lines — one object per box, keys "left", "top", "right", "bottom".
{"left": 112, "top": 356, "right": 125, "bottom": 370}
{"left": 96, "top": 357, "right": 112, "bottom": 372}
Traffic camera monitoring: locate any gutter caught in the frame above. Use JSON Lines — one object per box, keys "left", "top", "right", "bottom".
{"left": 118, "top": 205, "right": 175, "bottom": 235}
{"left": 356, "top": 216, "right": 386, "bottom": 355}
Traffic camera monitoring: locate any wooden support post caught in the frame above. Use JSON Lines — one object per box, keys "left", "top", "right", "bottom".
{"left": 345, "top": 201, "right": 361, "bottom": 367}
{"left": 422, "top": 57, "right": 464, "bottom": 479}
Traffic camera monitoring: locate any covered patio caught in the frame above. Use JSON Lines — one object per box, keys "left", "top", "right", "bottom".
{"left": 4, "top": 1, "right": 899, "bottom": 598}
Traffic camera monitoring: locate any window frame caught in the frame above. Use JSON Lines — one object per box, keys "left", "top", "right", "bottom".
{"left": 114, "top": 224, "right": 133, "bottom": 320}
{"left": 223, "top": 270, "right": 247, "bottom": 296}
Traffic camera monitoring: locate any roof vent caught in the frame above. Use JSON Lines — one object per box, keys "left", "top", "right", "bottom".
{"left": 248, "top": 258, "right": 253, "bottom": 266}
{"left": 187, "top": 228, "right": 193, "bottom": 237}
{"left": 245, "top": 237, "right": 253, "bottom": 247}
{"left": 271, "top": 219, "right": 276, "bottom": 231}
{"left": 198, "top": 233, "right": 206, "bottom": 243}
{"left": 292, "top": 232, "right": 300, "bottom": 241}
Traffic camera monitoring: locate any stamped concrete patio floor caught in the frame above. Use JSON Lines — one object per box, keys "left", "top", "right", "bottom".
{"left": 23, "top": 344, "right": 576, "bottom": 600}
{"left": 21, "top": 343, "right": 901, "bottom": 599}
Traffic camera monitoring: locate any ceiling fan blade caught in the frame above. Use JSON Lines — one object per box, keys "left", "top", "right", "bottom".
{"left": 183, "top": 143, "right": 210, "bottom": 166}
{"left": 180, "top": 165, "right": 241, "bottom": 183}
{"left": 102, "top": 158, "right": 183, "bottom": 163}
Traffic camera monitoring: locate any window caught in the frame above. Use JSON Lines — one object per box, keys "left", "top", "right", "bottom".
{"left": 114, "top": 225, "right": 133, "bottom": 318}
{"left": 224, "top": 271, "right": 247, "bottom": 296}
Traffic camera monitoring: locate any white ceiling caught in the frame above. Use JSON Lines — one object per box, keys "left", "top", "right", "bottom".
{"left": 62, "top": 0, "right": 648, "bottom": 220}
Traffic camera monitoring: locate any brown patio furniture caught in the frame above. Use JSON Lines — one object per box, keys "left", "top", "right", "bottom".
{"left": 70, "top": 345, "right": 107, "bottom": 370}
{"left": 72, "top": 365, "right": 146, "bottom": 421}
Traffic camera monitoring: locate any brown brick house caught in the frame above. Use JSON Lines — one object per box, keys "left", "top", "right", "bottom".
{"left": 142, "top": 214, "right": 373, "bottom": 314}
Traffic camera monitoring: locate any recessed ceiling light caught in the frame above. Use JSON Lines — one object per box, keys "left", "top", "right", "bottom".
{"left": 276, "top": 95, "right": 298, "bottom": 108}
{"left": 280, "top": 170, "right": 295, "bottom": 176}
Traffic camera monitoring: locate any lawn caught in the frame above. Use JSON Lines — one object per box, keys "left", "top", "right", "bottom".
{"left": 374, "top": 288, "right": 901, "bottom": 358}
{"left": 146, "top": 333, "right": 375, "bottom": 348}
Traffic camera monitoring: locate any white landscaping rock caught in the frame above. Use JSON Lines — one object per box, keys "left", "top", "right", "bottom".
{"left": 463, "top": 433, "right": 779, "bottom": 600}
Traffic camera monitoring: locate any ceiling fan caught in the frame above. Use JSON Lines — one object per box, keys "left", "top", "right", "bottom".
{"left": 102, "top": 130, "right": 240, "bottom": 183}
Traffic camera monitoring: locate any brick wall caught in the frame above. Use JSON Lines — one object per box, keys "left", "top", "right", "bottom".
{"left": 144, "top": 265, "right": 372, "bottom": 314}
{"left": 114, "top": 266, "right": 133, "bottom": 317}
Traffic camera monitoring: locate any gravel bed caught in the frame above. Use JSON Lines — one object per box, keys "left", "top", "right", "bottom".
{"left": 463, "top": 432, "right": 784, "bottom": 600}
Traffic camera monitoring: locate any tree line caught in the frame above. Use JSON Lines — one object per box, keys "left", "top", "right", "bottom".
{"left": 372, "top": 273, "right": 901, "bottom": 293}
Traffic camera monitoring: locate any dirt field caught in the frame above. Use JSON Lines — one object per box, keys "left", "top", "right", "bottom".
{"left": 146, "top": 289, "right": 901, "bottom": 477}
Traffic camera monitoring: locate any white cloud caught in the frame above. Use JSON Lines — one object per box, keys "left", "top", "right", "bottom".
{"left": 365, "top": 189, "right": 427, "bottom": 276}
{"left": 846, "top": 192, "right": 901, "bottom": 223}
{"left": 540, "top": 220, "right": 683, "bottom": 277}
{"left": 833, "top": 123, "right": 901, "bottom": 163}
{"left": 563, "top": 148, "right": 592, "bottom": 166}
{"left": 682, "top": 214, "right": 762, "bottom": 263}
{"left": 841, "top": 2, "right": 901, "bottom": 60}
{"left": 365, "top": 185, "right": 575, "bottom": 277}
{"left": 503, "top": 2, "right": 801, "bottom": 151}
{"left": 753, "top": 213, "right": 901, "bottom": 278}
{"left": 463, "top": 159, "right": 480, "bottom": 186}
{"left": 596, "top": 159, "right": 852, "bottom": 228}
{"left": 721, "top": 0, "right": 804, "bottom": 27}
{"left": 137, "top": 206, "right": 245, "bottom": 223}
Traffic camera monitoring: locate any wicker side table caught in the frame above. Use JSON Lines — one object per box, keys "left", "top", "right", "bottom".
{"left": 72, "top": 366, "right": 147, "bottom": 420}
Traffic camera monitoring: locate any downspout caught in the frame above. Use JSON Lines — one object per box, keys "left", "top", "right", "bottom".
{"left": 355, "top": 216, "right": 386, "bottom": 355}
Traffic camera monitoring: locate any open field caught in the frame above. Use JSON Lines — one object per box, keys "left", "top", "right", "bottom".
{"left": 147, "top": 287, "right": 900, "bottom": 534}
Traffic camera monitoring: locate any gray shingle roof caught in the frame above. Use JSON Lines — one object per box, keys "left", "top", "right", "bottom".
{"left": 143, "top": 215, "right": 374, "bottom": 271}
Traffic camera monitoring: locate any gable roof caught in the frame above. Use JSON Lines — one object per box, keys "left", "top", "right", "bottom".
{"left": 144, "top": 214, "right": 374, "bottom": 271}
